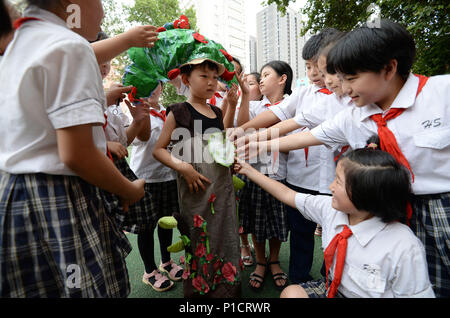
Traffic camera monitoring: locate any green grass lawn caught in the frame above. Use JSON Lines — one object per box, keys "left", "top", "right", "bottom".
{"left": 124, "top": 230, "right": 324, "bottom": 298}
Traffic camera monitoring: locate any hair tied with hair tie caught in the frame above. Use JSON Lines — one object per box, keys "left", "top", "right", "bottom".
{"left": 367, "top": 143, "right": 378, "bottom": 150}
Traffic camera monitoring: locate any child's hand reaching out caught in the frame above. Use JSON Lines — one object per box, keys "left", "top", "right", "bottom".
{"left": 125, "top": 100, "right": 150, "bottom": 124}
{"left": 124, "top": 25, "right": 159, "bottom": 49}
{"left": 233, "top": 157, "right": 254, "bottom": 177}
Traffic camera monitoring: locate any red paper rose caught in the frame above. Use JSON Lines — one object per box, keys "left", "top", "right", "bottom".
{"left": 222, "top": 262, "right": 237, "bottom": 282}
{"left": 195, "top": 243, "right": 206, "bottom": 258}
{"left": 220, "top": 49, "right": 233, "bottom": 62}
{"left": 193, "top": 32, "right": 208, "bottom": 44}
{"left": 156, "top": 26, "right": 167, "bottom": 33}
{"left": 193, "top": 214, "right": 205, "bottom": 228}
{"left": 168, "top": 68, "right": 181, "bottom": 80}
{"left": 193, "top": 275, "right": 210, "bottom": 293}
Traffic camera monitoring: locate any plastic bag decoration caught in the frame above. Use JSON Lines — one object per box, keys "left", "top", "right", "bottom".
{"left": 122, "top": 15, "right": 239, "bottom": 100}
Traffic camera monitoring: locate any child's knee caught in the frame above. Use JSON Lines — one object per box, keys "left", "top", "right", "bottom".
{"left": 280, "top": 284, "right": 308, "bottom": 298}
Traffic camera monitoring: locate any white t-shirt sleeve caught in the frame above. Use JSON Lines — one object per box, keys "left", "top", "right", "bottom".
{"left": 294, "top": 192, "right": 333, "bottom": 225}
{"left": 39, "top": 41, "right": 106, "bottom": 130}
{"left": 294, "top": 100, "right": 332, "bottom": 129}
{"left": 270, "top": 89, "right": 301, "bottom": 121}
{"left": 310, "top": 108, "right": 351, "bottom": 151}
{"left": 391, "top": 242, "right": 435, "bottom": 298}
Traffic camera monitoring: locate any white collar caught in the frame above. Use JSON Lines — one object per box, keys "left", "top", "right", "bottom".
{"left": 334, "top": 212, "right": 387, "bottom": 247}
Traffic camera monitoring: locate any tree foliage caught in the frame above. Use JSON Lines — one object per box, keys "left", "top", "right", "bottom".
{"left": 102, "top": 0, "right": 197, "bottom": 106}
{"left": 266, "top": 0, "right": 450, "bottom": 76}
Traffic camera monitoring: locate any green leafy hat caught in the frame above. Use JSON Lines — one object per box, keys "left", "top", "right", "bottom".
{"left": 123, "top": 15, "right": 238, "bottom": 101}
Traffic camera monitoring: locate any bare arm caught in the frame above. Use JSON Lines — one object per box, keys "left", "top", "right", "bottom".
{"left": 152, "top": 113, "right": 211, "bottom": 193}
{"left": 56, "top": 124, "right": 145, "bottom": 207}
{"left": 234, "top": 159, "right": 297, "bottom": 208}
{"left": 91, "top": 26, "right": 158, "bottom": 65}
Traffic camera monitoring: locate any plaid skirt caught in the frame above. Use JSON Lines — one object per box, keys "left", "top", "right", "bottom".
{"left": 0, "top": 172, "right": 131, "bottom": 298}
{"left": 103, "top": 158, "right": 158, "bottom": 234}
{"left": 299, "top": 278, "right": 345, "bottom": 298}
{"left": 145, "top": 180, "right": 179, "bottom": 219}
{"left": 239, "top": 177, "right": 288, "bottom": 242}
{"left": 410, "top": 192, "right": 450, "bottom": 298}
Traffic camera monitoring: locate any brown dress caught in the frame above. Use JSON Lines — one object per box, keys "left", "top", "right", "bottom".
{"left": 167, "top": 102, "right": 242, "bottom": 298}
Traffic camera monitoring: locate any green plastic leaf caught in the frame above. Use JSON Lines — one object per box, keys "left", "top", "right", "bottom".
{"left": 208, "top": 132, "right": 236, "bottom": 167}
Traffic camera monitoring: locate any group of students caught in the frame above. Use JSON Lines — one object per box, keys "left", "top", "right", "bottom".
{"left": 0, "top": 0, "right": 448, "bottom": 299}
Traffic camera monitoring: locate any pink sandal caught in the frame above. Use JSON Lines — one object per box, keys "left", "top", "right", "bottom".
{"left": 159, "top": 260, "right": 184, "bottom": 282}
{"left": 142, "top": 270, "right": 174, "bottom": 292}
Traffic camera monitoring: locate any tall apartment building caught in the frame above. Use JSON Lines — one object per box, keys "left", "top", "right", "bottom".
{"left": 256, "top": 4, "right": 307, "bottom": 86}
{"left": 180, "top": 0, "right": 248, "bottom": 71}
{"left": 248, "top": 35, "right": 258, "bottom": 73}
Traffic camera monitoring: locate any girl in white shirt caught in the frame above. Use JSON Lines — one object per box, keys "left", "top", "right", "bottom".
{"left": 234, "top": 137, "right": 435, "bottom": 298}
{"left": 236, "top": 60, "right": 293, "bottom": 291}
{"left": 242, "top": 20, "right": 450, "bottom": 298}
{"left": 0, "top": 0, "right": 146, "bottom": 297}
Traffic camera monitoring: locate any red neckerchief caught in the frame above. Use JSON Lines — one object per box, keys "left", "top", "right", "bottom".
{"left": 150, "top": 109, "right": 166, "bottom": 122}
{"left": 370, "top": 74, "right": 428, "bottom": 225}
{"left": 209, "top": 92, "right": 223, "bottom": 106}
{"left": 370, "top": 74, "right": 429, "bottom": 183}
{"left": 324, "top": 225, "right": 353, "bottom": 298}
{"left": 103, "top": 114, "right": 114, "bottom": 162}
{"left": 13, "top": 17, "right": 41, "bottom": 29}
{"left": 318, "top": 87, "right": 333, "bottom": 95}
{"left": 264, "top": 100, "right": 282, "bottom": 107}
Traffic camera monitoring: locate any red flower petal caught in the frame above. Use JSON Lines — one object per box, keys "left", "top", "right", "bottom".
{"left": 193, "top": 214, "right": 205, "bottom": 228}
{"left": 220, "top": 49, "right": 233, "bottom": 62}
{"left": 208, "top": 193, "right": 216, "bottom": 203}
{"left": 168, "top": 68, "right": 181, "bottom": 80}
{"left": 221, "top": 69, "right": 235, "bottom": 82}
{"left": 157, "top": 26, "right": 167, "bottom": 33}
{"left": 193, "top": 32, "right": 208, "bottom": 44}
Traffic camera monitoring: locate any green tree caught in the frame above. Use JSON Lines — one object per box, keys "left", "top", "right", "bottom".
{"left": 102, "top": 0, "right": 197, "bottom": 106}
{"left": 265, "top": 0, "right": 450, "bottom": 76}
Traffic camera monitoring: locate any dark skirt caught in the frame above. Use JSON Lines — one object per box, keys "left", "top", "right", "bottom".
{"left": 103, "top": 157, "right": 158, "bottom": 234}
{"left": 145, "top": 180, "right": 179, "bottom": 219}
{"left": 239, "top": 178, "right": 289, "bottom": 243}
{"left": 410, "top": 192, "right": 450, "bottom": 298}
{"left": 0, "top": 172, "right": 131, "bottom": 298}
{"left": 173, "top": 135, "right": 242, "bottom": 298}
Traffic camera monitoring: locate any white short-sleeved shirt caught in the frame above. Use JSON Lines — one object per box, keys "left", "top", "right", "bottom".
{"left": 0, "top": 6, "right": 107, "bottom": 175}
{"left": 311, "top": 73, "right": 450, "bottom": 195}
{"left": 270, "top": 85, "right": 345, "bottom": 193}
{"left": 248, "top": 96, "right": 287, "bottom": 180}
{"left": 104, "top": 106, "right": 128, "bottom": 147}
{"left": 130, "top": 107, "right": 176, "bottom": 183}
{"left": 295, "top": 193, "right": 435, "bottom": 298}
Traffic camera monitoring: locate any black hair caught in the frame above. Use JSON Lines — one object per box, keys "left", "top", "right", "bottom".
{"left": 180, "top": 60, "right": 220, "bottom": 76}
{"left": 0, "top": 0, "right": 12, "bottom": 37}
{"left": 260, "top": 60, "right": 293, "bottom": 95}
{"left": 302, "top": 28, "right": 341, "bottom": 61}
{"left": 327, "top": 20, "right": 416, "bottom": 80}
{"left": 318, "top": 30, "right": 346, "bottom": 59}
{"left": 248, "top": 72, "right": 261, "bottom": 84}
{"left": 338, "top": 135, "right": 411, "bottom": 224}
{"left": 231, "top": 56, "right": 243, "bottom": 74}
{"left": 90, "top": 31, "right": 109, "bottom": 43}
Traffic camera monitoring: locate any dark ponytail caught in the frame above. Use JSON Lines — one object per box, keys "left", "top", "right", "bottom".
{"left": 0, "top": 0, "right": 13, "bottom": 38}
{"left": 261, "top": 60, "right": 294, "bottom": 95}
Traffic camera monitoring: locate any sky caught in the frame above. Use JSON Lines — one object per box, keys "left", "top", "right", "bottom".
{"left": 116, "top": 0, "right": 306, "bottom": 37}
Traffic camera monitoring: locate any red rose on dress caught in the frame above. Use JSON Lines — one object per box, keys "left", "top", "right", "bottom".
{"left": 193, "top": 32, "right": 208, "bottom": 44}
{"left": 182, "top": 265, "right": 190, "bottom": 280}
{"left": 206, "top": 253, "right": 214, "bottom": 262}
{"left": 193, "top": 214, "right": 205, "bottom": 228}
{"left": 213, "top": 259, "right": 223, "bottom": 272}
{"left": 193, "top": 275, "right": 210, "bottom": 294}
{"left": 222, "top": 262, "right": 237, "bottom": 282}
{"left": 195, "top": 243, "right": 206, "bottom": 258}
{"left": 192, "top": 258, "right": 197, "bottom": 271}
{"left": 202, "top": 263, "right": 208, "bottom": 276}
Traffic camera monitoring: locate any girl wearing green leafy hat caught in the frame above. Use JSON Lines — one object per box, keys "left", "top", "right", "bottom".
{"left": 153, "top": 58, "right": 242, "bottom": 298}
